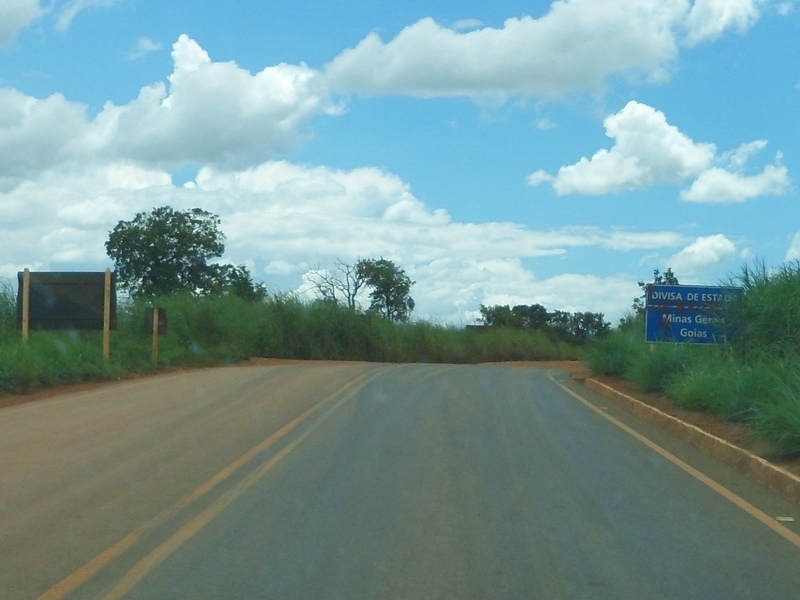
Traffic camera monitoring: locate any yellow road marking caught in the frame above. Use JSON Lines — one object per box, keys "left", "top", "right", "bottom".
{"left": 101, "top": 388, "right": 357, "bottom": 600}
{"left": 34, "top": 532, "right": 142, "bottom": 600}
{"left": 37, "top": 370, "right": 381, "bottom": 600}
{"left": 550, "top": 374, "right": 800, "bottom": 550}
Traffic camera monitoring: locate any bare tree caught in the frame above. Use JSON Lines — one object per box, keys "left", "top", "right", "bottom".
{"left": 306, "top": 258, "right": 367, "bottom": 310}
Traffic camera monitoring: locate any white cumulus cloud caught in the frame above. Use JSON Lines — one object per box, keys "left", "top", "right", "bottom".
{"left": 668, "top": 234, "right": 738, "bottom": 274}
{"left": 326, "top": 0, "right": 776, "bottom": 100}
{"left": 1, "top": 0, "right": 123, "bottom": 44}
{"left": 529, "top": 101, "right": 715, "bottom": 195}
{"left": 326, "top": 0, "right": 687, "bottom": 99}
{"left": 0, "top": 88, "right": 91, "bottom": 189}
{"left": 680, "top": 142, "right": 789, "bottom": 202}
{"left": 128, "top": 37, "right": 163, "bottom": 60}
{"left": 0, "top": 159, "right": 689, "bottom": 324}
{"left": 530, "top": 101, "right": 789, "bottom": 202}
{"left": 0, "top": 0, "right": 43, "bottom": 45}
{"left": 96, "top": 35, "right": 338, "bottom": 169}
{"left": 786, "top": 232, "right": 800, "bottom": 262}
{"left": 680, "top": 163, "right": 789, "bottom": 202}
{"left": 684, "top": 0, "right": 766, "bottom": 46}
{"left": 0, "top": 36, "right": 338, "bottom": 187}
{"left": 55, "top": 0, "right": 118, "bottom": 31}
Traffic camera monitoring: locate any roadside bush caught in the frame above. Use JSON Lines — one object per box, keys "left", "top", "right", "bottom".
{"left": 0, "top": 280, "right": 16, "bottom": 344}
{"left": 587, "top": 325, "right": 641, "bottom": 377}
{"left": 0, "top": 331, "right": 123, "bottom": 394}
{"left": 593, "top": 260, "right": 800, "bottom": 457}
{"left": 748, "top": 354, "right": 800, "bottom": 458}
{"left": 666, "top": 351, "right": 776, "bottom": 421}
{"left": 626, "top": 343, "right": 688, "bottom": 394}
{"left": 0, "top": 286, "right": 583, "bottom": 398}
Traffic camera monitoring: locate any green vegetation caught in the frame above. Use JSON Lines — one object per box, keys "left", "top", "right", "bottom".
{"left": 356, "top": 258, "right": 415, "bottom": 322}
{"left": 0, "top": 204, "right": 583, "bottom": 397}
{"left": 106, "top": 206, "right": 266, "bottom": 300}
{"left": 478, "top": 303, "right": 610, "bottom": 344}
{"left": 306, "top": 257, "right": 415, "bottom": 322}
{"left": 11, "top": 201, "right": 800, "bottom": 460}
{"left": 589, "top": 261, "right": 800, "bottom": 458}
{"left": 0, "top": 289, "right": 580, "bottom": 397}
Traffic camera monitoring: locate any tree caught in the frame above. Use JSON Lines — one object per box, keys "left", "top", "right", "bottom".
{"left": 306, "top": 258, "right": 367, "bottom": 310}
{"left": 513, "top": 304, "right": 550, "bottom": 330}
{"left": 558, "top": 311, "right": 610, "bottom": 343}
{"left": 106, "top": 206, "right": 264, "bottom": 300}
{"left": 478, "top": 304, "right": 521, "bottom": 329}
{"left": 477, "top": 304, "right": 549, "bottom": 330}
{"left": 632, "top": 268, "right": 679, "bottom": 314}
{"left": 478, "top": 303, "right": 609, "bottom": 343}
{"left": 356, "top": 258, "right": 415, "bottom": 322}
{"left": 547, "top": 309, "right": 572, "bottom": 339}
{"left": 210, "top": 264, "right": 268, "bottom": 302}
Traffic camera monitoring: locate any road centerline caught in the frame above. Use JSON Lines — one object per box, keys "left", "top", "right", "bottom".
{"left": 35, "top": 369, "right": 383, "bottom": 600}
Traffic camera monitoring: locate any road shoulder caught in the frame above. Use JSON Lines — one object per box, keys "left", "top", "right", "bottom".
{"left": 531, "top": 361, "right": 800, "bottom": 507}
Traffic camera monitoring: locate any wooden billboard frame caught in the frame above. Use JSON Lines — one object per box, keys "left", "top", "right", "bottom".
{"left": 18, "top": 268, "right": 116, "bottom": 360}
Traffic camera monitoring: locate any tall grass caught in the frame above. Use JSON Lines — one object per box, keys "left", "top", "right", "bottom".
{"left": 0, "top": 281, "right": 15, "bottom": 342}
{"left": 589, "top": 261, "right": 800, "bottom": 458}
{"left": 144, "top": 294, "right": 577, "bottom": 365}
{"left": 589, "top": 316, "right": 692, "bottom": 393}
{"left": 725, "top": 260, "right": 800, "bottom": 358}
{"left": 665, "top": 351, "right": 778, "bottom": 422}
{"left": 749, "top": 355, "right": 800, "bottom": 458}
{"left": 586, "top": 323, "right": 640, "bottom": 377}
{"left": 0, "top": 290, "right": 580, "bottom": 396}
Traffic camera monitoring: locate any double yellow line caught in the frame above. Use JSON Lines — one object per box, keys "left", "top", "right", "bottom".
{"left": 38, "top": 369, "right": 383, "bottom": 600}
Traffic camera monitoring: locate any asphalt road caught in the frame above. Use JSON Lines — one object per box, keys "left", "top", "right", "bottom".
{"left": 3, "top": 363, "right": 800, "bottom": 599}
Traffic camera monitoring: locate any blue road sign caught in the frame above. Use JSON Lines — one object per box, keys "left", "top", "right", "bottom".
{"left": 646, "top": 306, "right": 731, "bottom": 344}
{"left": 645, "top": 284, "right": 742, "bottom": 344}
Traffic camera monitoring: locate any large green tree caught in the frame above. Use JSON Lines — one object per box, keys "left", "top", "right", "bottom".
{"left": 478, "top": 303, "right": 609, "bottom": 344}
{"left": 479, "top": 303, "right": 549, "bottom": 330}
{"left": 210, "top": 263, "right": 268, "bottom": 302}
{"left": 106, "top": 206, "right": 264, "bottom": 300}
{"left": 356, "top": 258, "right": 415, "bottom": 322}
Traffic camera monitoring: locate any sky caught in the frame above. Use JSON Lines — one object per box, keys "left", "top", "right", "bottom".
{"left": 0, "top": 0, "right": 798, "bottom": 326}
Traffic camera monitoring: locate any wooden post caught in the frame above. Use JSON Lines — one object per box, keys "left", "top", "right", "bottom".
{"left": 152, "top": 307, "right": 160, "bottom": 368}
{"left": 21, "top": 268, "right": 30, "bottom": 344}
{"left": 103, "top": 269, "right": 111, "bottom": 360}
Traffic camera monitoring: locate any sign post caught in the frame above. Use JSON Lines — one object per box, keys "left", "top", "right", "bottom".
{"left": 645, "top": 284, "right": 742, "bottom": 344}
{"left": 147, "top": 307, "right": 168, "bottom": 368}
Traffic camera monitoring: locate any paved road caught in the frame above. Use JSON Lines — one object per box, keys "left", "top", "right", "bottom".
{"left": 2, "top": 363, "right": 800, "bottom": 599}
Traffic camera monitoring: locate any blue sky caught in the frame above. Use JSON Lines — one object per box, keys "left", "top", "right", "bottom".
{"left": 1, "top": 0, "right": 798, "bottom": 325}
